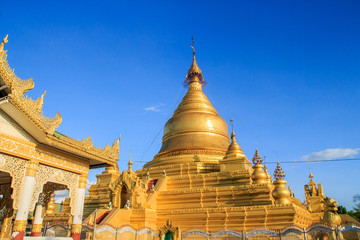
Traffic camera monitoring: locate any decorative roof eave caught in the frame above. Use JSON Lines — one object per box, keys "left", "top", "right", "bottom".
{"left": 47, "top": 134, "right": 121, "bottom": 164}
{"left": 0, "top": 35, "right": 62, "bottom": 135}
{"left": 0, "top": 35, "right": 120, "bottom": 164}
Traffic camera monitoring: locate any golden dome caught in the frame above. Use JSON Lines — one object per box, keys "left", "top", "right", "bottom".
{"left": 144, "top": 48, "right": 229, "bottom": 168}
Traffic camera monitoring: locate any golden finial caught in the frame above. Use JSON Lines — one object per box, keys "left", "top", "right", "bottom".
{"left": 191, "top": 36, "right": 195, "bottom": 57}
{"left": 0, "top": 34, "right": 8, "bottom": 51}
{"left": 185, "top": 36, "right": 204, "bottom": 85}
{"left": 288, "top": 185, "right": 294, "bottom": 197}
{"left": 252, "top": 149, "right": 263, "bottom": 164}
{"left": 309, "top": 166, "right": 313, "bottom": 179}
{"left": 273, "top": 162, "right": 285, "bottom": 180}
{"left": 128, "top": 150, "right": 133, "bottom": 172}
{"left": 264, "top": 164, "right": 272, "bottom": 183}
{"left": 230, "top": 119, "right": 235, "bottom": 138}
{"left": 308, "top": 166, "right": 316, "bottom": 187}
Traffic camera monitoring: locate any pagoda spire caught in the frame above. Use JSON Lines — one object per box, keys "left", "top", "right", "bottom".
{"left": 272, "top": 162, "right": 291, "bottom": 204}
{"left": 309, "top": 168, "right": 316, "bottom": 184}
{"left": 225, "top": 119, "right": 243, "bottom": 156}
{"left": 252, "top": 149, "right": 263, "bottom": 165}
{"left": 264, "top": 164, "right": 272, "bottom": 183}
{"left": 308, "top": 167, "right": 317, "bottom": 193}
{"left": 128, "top": 150, "right": 133, "bottom": 172}
{"left": 273, "top": 162, "right": 285, "bottom": 180}
{"left": 185, "top": 36, "right": 204, "bottom": 85}
{"left": 230, "top": 119, "right": 236, "bottom": 140}
{"left": 251, "top": 149, "right": 267, "bottom": 184}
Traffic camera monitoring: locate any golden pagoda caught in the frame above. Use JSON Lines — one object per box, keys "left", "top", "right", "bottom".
{"left": 83, "top": 44, "right": 346, "bottom": 239}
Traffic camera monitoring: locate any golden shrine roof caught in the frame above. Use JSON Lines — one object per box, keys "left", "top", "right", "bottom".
{"left": 339, "top": 214, "right": 360, "bottom": 225}
{"left": 0, "top": 35, "right": 119, "bottom": 166}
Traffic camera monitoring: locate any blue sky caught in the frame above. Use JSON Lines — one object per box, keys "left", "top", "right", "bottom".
{"left": 1, "top": 1, "right": 359, "bottom": 209}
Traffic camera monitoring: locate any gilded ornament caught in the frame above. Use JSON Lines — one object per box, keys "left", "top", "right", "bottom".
{"left": 71, "top": 224, "right": 82, "bottom": 233}
{"left": 272, "top": 162, "right": 291, "bottom": 205}
{"left": 12, "top": 220, "right": 27, "bottom": 232}
{"left": 37, "top": 193, "right": 45, "bottom": 205}
{"left": 251, "top": 149, "right": 267, "bottom": 184}
{"left": 25, "top": 160, "right": 39, "bottom": 177}
{"left": 252, "top": 149, "right": 263, "bottom": 164}
{"left": 0, "top": 154, "right": 26, "bottom": 210}
{"left": 0, "top": 134, "right": 88, "bottom": 173}
{"left": 78, "top": 174, "right": 88, "bottom": 189}
{"left": 158, "top": 220, "right": 179, "bottom": 240}
{"left": 0, "top": 35, "right": 8, "bottom": 51}
{"left": 31, "top": 224, "right": 42, "bottom": 233}
{"left": 81, "top": 136, "right": 93, "bottom": 150}
{"left": 273, "top": 162, "right": 285, "bottom": 180}
{"left": 0, "top": 155, "right": 5, "bottom": 168}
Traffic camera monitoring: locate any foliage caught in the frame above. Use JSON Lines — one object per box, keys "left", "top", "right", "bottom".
{"left": 337, "top": 205, "right": 347, "bottom": 214}
{"left": 353, "top": 194, "right": 360, "bottom": 211}
{"left": 348, "top": 194, "right": 360, "bottom": 222}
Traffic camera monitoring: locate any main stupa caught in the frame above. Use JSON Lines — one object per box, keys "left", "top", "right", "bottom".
{"left": 83, "top": 45, "right": 342, "bottom": 239}
{"left": 145, "top": 47, "right": 230, "bottom": 168}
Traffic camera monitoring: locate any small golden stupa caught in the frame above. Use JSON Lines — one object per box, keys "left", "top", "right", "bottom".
{"left": 83, "top": 43, "right": 341, "bottom": 239}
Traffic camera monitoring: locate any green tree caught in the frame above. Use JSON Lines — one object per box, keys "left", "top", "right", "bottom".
{"left": 348, "top": 194, "right": 360, "bottom": 222}
{"left": 353, "top": 194, "right": 360, "bottom": 211}
{"left": 337, "top": 205, "right": 347, "bottom": 214}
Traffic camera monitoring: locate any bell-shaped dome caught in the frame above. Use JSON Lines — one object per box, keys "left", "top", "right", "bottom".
{"left": 144, "top": 49, "right": 229, "bottom": 168}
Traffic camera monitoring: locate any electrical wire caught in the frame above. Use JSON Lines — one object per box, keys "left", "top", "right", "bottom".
{"left": 134, "top": 86, "right": 186, "bottom": 166}
{"left": 135, "top": 157, "right": 360, "bottom": 164}
{"left": 205, "top": 85, "right": 280, "bottom": 161}
{"left": 264, "top": 158, "right": 360, "bottom": 164}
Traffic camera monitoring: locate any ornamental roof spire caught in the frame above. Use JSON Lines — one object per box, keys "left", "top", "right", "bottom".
{"left": 273, "top": 162, "right": 286, "bottom": 180}
{"left": 185, "top": 36, "right": 204, "bottom": 85}
{"left": 309, "top": 168, "right": 314, "bottom": 179}
{"left": 225, "top": 119, "right": 243, "bottom": 156}
{"left": 128, "top": 150, "right": 133, "bottom": 172}
{"left": 230, "top": 119, "right": 235, "bottom": 139}
{"left": 264, "top": 164, "right": 272, "bottom": 183}
{"left": 309, "top": 167, "right": 316, "bottom": 187}
{"left": 252, "top": 148, "right": 263, "bottom": 165}
{"left": 0, "top": 35, "right": 8, "bottom": 51}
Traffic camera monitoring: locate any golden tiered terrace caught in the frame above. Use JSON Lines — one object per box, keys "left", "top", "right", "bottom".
{"left": 83, "top": 45, "right": 347, "bottom": 239}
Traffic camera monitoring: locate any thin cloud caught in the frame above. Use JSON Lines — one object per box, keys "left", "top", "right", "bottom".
{"left": 53, "top": 179, "right": 95, "bottom": 203}
{"left": 144, "top": 105, "right": 161, "bottom": 112}
{"left": 86, "top": 180, "right": 96, "bottom": 196}
{"left": 54, "top": 190, "right": 69, "bottom": 203}
{"left": 302, "top": 148, "right": 360, "bottom": 161}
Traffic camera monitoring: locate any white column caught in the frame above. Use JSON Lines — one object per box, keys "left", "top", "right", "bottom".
{"left": 15, "top": 176, "right": 36, "bottom": 220}
{"left": 73, "top": 188, "right": 86, "bottom": 225}
{"left": 31, "top": 193, "right": 45, "bottom": 236}
{"left": 33, "top": 203, "right": 43, "bottom": 225}
{"left": 71, "top": 174, "right": 87, "bottom": 240}
{"left": 12, "top": 161, "right": 38, "bottom": 240}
